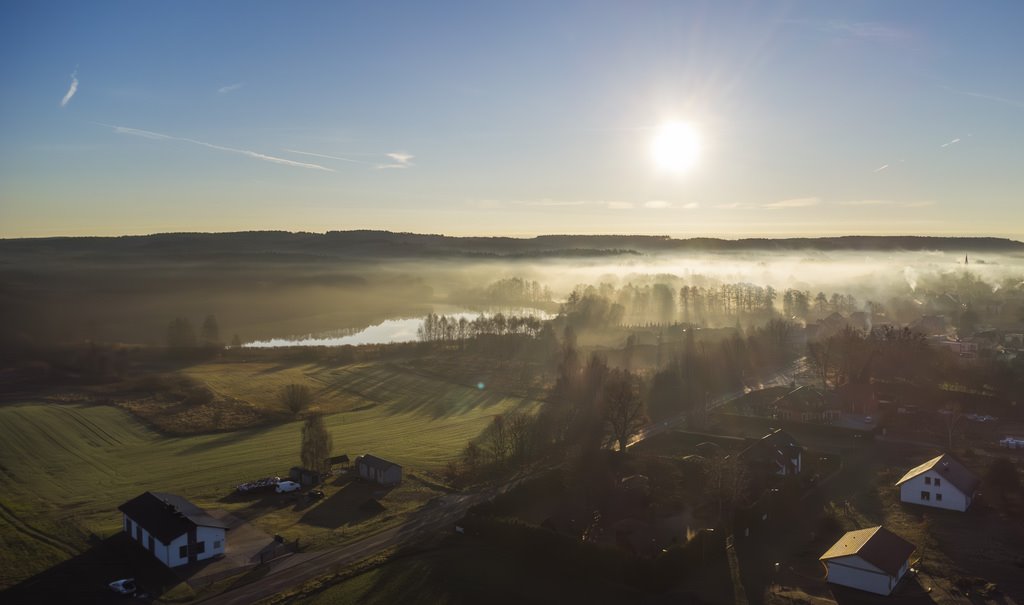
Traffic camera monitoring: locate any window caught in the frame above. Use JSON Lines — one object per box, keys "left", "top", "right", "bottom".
{"left": 214, "top": 540, "right": 222, "bottom": 549}
{"left": 934, "top": 478, "right": 941, "bottom": 487}
{"left": 920, "top": 491, "right": 931, "bottom": 501}
{"left": 179, "top": 545, "right": 187, "bottom": 558}
{"left": 936, "top": 493, "right": 943, "bottom": 502}
{"left": 196, "top": 541, "right": 206, "bottom": 554}
{"left": 924, "top": 476, "right": 931, "bottom": 485}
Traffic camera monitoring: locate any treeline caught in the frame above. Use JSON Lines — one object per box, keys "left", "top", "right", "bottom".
{"left": 453, "top": 277, "right": 555, "bottom": 307}
{"left": 450, "top": 329, "right": 647, "bottom": 482}
{"left": 560, "top": 282, "right": 865, "bottom": 329}
{"left": 781, "top": 290, "right": 859, "bottom": 319}
{"left": 646, "top": 319, "right": 798, "bottom": 423}
{"left": 805, "top": 324, "right": 1013, "bottom": 394}
{"left": 417, "top": 312, "right": 545, "bottom": 342}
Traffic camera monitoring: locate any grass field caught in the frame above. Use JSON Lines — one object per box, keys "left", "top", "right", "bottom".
{"left": 0, "top": 360, "right": 541, "bottom": 589}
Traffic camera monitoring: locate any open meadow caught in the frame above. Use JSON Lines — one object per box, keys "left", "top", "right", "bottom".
{"left": 0, "top": 359, "right": 541, "bottom": 589}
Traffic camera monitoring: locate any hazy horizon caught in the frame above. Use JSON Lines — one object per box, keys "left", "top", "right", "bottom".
{"left": 4, "top": 227, "right": 1024, "bottom": 242}
{"left": 3, "top": 1, "right": 1023, "bottom": 240}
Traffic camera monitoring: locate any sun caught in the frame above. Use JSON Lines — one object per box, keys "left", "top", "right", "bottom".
{"left": 650, "top": 121, "right": 701, "bottom": 173}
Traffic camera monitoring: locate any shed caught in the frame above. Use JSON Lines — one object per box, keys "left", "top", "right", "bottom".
{"left": 355, "top": 454, "right": 403, "bottom": 486}
{"left": 289, "top": 466, "right": 322, "bottom": 487}
{"left": 328, "top": 454, "right": 351, "bottom": 467}
{"left": 820, "top": 526, "right": 915, "bottom": 596}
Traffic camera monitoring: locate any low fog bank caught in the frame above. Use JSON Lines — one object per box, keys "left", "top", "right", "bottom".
{"left": 2, "top": 233, "right": 1023, "bottom": 351}
{"left": 416, "top": 248, "right": 1024, "bottom": 306}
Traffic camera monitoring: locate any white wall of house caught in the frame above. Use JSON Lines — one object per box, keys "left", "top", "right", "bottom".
{"left": 899, "top": 472, "right": 970, "bottom": 512}
{"left": 166, "top": 527, "right": 226, "bottom": 567}
{"left": 124, "top": 514, "right": 226, "bottom": 568}
{"left": 825, "top": 555, "right": 905, "bottom": 596}
{"left": 167, "top": 534, "right": 189, "bottom": 567}
{"left": 197, "top": 526, "right": 227, "bottom": 561}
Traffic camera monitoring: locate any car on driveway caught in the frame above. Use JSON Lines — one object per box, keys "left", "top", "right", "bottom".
{"left": 275, "top": 480, "right": 301, "bottom": 493}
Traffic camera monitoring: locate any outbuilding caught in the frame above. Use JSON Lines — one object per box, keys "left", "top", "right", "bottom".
{"left": 356, "top": 454, "right": 402, "bottom": 486}
{"left": 895, "top": 453, "right": 979, "bottom": 512}
{"left": 820, "top": 526, "right": 916, "bottom": 596}
{"left": 118, "top": 492, "right": 228, "bottom": 568}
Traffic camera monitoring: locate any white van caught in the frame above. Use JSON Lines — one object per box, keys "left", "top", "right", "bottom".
{"left": 275, "top": 480, "right": 301, "bottom": 493}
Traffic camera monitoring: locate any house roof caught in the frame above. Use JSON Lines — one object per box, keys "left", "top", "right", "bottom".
{"left": 357, "top": 453, "right": 401, "bottom": 472}
{"left": 895, "top": 453, "right": 980, "bottom": 496}
{"left": 820, "top": 526, "right": 916, "bottom": 577}
{"left": 740, "top": 428, "right": 802, "bottom": 473}
{"left": 118, "top": 492, "right": 228, "bottom": 544}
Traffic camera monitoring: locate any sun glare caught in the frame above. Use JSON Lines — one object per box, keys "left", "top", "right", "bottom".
{"left": 651, "top": 121, "right": 700, "bottom": 174}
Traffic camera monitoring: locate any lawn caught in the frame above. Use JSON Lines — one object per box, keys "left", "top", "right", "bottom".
{"left": 0, "top": 360, "right": 542, "bottom": 590}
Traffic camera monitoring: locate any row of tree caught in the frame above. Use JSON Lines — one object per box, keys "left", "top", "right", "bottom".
{"left": 560, "top": 283, "right": 865, "bottom": 330}
{"left": 417, "top": 313, "right": 545, "bottom": 342}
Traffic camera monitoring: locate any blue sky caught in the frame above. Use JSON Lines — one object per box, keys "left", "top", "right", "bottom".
{"left": 1, "top": 1, "right": 1022, "bottom": 238}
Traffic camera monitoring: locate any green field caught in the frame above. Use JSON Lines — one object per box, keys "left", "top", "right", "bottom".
{"left": 0, "top": 361, "right": 540, "bottom": 589}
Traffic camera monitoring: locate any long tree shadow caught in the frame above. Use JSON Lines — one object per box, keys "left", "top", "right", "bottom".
{"left": 299, "top": 481, "right": 394, "bottom": 529}
{"left": 218, "top": 490, "right": 297, "bottom": 522}
{"left": 176, "top": 423, "right": 282, "bottom": 456}
{"left": 1, "top": 533, "right": 182, "bottom": 604}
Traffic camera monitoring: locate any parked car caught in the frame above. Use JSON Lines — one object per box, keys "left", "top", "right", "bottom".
{"left": 275, "top": 480, "right": 301, "bottom": 493}
{"left": 109, "top": 578, "right": 137, "bottom": 595}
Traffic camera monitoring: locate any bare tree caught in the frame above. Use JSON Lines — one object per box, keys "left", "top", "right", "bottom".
{"left": 807, "top": 338, "right": 836, "bottom": 390}
{"left": 936, "top": 403, "right": 965, "bottom": 450}
{"left": 280, "top": 383, "right": 313, "bottom": 416}
{"left": 481, "top": 414, "right": 511, "bottom": 465}
{"left": 300, "top": 410, "right": 332, "bottom": 474}
{"left": 505, "top": 410, "right": 534, "bottom": 460}
{"left": 603, "top": 369, "right": 646, "bottom": 452}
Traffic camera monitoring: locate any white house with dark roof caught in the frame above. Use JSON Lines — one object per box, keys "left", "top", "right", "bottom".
{"left": 820, "top": 526, "right": 916, "bottom": 596}
{"left": 356, "top": 454, "right": 402, "bottom": 486}
{"left": 118, "top": 492, "right": 228, "bottom": 568}
{"left": 895, "top": 453, "right": 980, "bottom": 512}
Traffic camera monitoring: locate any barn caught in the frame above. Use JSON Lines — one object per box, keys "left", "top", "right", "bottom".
{"left": 356, "top": 454, "right": 402, "bottom": 486}
{"left": 895, "top": 453, "right": 979, "bottom": 512}
{"left": 119, "top": 492, "right": 229, "bottom": 568}
{"left": 819, "top": 526, "right": 916, "bottom": 596}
